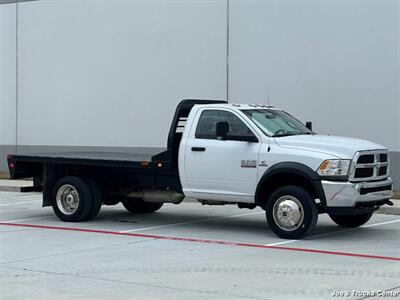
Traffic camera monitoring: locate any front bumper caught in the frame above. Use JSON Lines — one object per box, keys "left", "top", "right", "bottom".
{"left": 322, "top": 177, "right": 393, "bottom": 208}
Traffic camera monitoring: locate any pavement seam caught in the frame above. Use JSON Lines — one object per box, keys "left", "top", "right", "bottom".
{"left": 3, "top": 265, "right": 272, "bottom": 300}
{"left": 0, "top": 239, "right": 155, "bottom": 265}
{"left": 0, "top": 215, "right": 54, "bottom": 223}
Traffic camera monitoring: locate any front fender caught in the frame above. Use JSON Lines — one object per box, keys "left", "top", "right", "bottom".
{"left": 255, "top": 162, "right": 327, "bottom": 207}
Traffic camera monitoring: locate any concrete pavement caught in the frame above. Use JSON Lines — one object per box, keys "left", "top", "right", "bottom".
{"left": 1, "top": 191, "right": 400, "bottom": 300}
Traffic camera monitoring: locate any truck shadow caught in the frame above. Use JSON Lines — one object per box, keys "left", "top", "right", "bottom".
{"left": 94, "top": 207, "right": 346, "bottom": 240}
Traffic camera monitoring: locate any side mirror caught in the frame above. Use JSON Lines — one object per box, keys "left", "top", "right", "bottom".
{"left": 306, "top": 121, "right": 312, "bottom": 131}
{"left": 216, "top": 121, "right": 229, "bottom": 140}
{"left": 238, "top": 135, "right": 259, "bottom": 143}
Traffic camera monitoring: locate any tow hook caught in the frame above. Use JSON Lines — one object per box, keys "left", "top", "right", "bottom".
{"left": 386, "top": 200, "right": 394, "bottom": 206}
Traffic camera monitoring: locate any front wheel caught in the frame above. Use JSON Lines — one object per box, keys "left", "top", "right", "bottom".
{"left": 329, "top": 212, "right": 373, "bottom": 228}
{"left": 122, "top": 200, "right": 163, "bottom": 214}
{"left": 266, "top": 186, "right": 318, "bottom": 239}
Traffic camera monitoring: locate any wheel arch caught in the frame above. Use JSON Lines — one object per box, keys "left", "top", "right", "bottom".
{"left": 255, "top": 162, "right": 327, "bottom": 209}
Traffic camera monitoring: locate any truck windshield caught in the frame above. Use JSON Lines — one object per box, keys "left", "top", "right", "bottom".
{"left": 241, "top": 109, "right": 313, "bottom": 137}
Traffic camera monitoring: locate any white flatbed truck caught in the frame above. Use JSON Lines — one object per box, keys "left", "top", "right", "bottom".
{"left": 7, "top": 99, "right": 394, "bottom": 239}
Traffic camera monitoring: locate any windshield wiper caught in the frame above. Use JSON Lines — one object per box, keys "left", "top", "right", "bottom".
{"left": 272, "top": 132, "right": 297, "bottom": 137}
{"left": 272, "top": 131, "right": 314, "bottom": 137}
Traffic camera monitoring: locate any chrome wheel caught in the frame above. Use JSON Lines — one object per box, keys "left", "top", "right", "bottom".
{"left": 56, "top": 184, "right": 80, "bottom": 215}
{"left": 272, "top": 195, "right": 304, "bottom": 231}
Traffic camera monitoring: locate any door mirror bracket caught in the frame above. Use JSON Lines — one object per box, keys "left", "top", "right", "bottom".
{"left": 216, "top": 121, "right": 229, "bottom": 140}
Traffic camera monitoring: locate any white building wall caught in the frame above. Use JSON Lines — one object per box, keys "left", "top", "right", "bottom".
{"left": 17, "top": 0, "right": 227, "bottom": 147}
{"left": 0, "top": 3, "right": 16, "bottom": 145}
{"left": 1, "top": 0, "right": 399, "bottom": 189}
{"left": 229, "top": 0, "right": 400, "bottom": 151}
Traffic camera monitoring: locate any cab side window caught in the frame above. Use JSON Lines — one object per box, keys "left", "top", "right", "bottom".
{"left": 195, "top": 110, "right": 253, "bottom": 140}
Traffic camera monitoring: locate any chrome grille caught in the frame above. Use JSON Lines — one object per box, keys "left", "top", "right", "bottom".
{"left": 349, "top": 151, "right": 389, "bottom": 182}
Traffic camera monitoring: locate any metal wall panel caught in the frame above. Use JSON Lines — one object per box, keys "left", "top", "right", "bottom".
{"left": 17, "top": 0, "right": 227, "bottom": 147}
{"left": 229, "top": 0, "right": 400, "bottom": 151}
{"left": 1, "top": 0, "right": 399, "bottom": 191}
{"left": 0, "top": 3, "right": 16, "bottom": 145}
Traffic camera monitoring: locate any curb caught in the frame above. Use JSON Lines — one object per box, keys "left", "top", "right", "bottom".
{"left": 377, "top": 200, "right": 400, "bottom": 216}
{"left": 0, "top": 186, "right": 26, "bottom": 192}
{"left": 0, "top": 179, "right": 36, "bottom": 193}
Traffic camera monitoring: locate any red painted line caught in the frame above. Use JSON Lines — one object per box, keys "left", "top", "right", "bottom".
{"left": 1, "top": 222, "right": 399, "bottom": 262}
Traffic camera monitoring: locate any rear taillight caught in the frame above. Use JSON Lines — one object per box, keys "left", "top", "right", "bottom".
{"left": 7, "top": 155, "right": 15, "bottom": 168}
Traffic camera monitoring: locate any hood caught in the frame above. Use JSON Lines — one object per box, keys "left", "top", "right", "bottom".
{"left": 274, "top": 134, "right": 386, "bottom": 159}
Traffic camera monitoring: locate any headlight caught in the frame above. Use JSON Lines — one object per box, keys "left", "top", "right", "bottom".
{"left": 317, "top": 159, "right": 351, "bottom": 176}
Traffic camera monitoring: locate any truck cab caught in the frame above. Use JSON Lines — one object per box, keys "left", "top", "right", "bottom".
{"left": 178, "top": 102, "right": 393, "bottom": 238}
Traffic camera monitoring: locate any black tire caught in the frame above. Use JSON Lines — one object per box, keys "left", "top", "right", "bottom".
{"left": 122, "top": 200, "right": 163, "bottom": 214}
{"left": 52, "top": 176, "right": 92, "bottom": 222}
{"left": 265, "top": 185, "right": 318, "bottom": 239}
{"left": 83, "top": 177, "right": 102, "bottom": 221}
{"left": 329, "top": 212, "right": 373, "bottom": 228}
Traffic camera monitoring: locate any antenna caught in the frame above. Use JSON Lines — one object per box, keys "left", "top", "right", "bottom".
{"left": 266, "top": 92, "right": 271, "bottom": 152}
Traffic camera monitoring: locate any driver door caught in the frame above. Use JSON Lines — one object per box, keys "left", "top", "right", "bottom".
{"left": 183, "top": 109, "right": 261, "bottom": 203}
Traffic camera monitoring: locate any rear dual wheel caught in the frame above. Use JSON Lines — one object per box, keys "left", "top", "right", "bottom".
{"left": 52, "top": 176, "right": 102, "bottom": 222}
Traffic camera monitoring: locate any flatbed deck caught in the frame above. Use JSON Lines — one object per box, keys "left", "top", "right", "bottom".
{"left": 8, "top": 147, "right": 173, "bottom": 181}
{"left": 12, "top": 147, "right": 166, "bottom": 164}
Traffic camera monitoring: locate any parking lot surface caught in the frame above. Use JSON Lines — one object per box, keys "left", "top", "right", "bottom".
{"left": 1, "top": 191, "right": 399, "bottom": 300}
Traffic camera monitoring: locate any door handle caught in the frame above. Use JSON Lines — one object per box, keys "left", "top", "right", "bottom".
{"left": 191, "top": 147, "right": 206, "bottom": 152}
